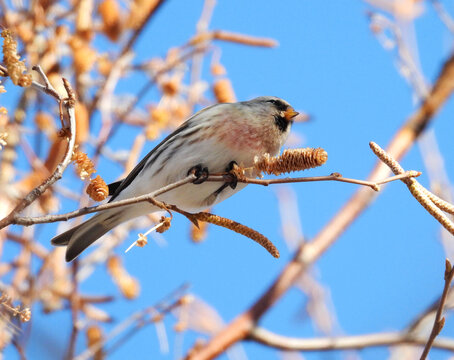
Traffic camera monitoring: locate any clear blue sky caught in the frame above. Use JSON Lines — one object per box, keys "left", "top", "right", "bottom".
{"left": 4, "top": 0, "right": 454, "bottom": 359}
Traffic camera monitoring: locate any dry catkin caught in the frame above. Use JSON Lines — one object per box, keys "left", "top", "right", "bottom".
{"left": 194, "top": 212, "right": 279, "bottom": 258}
{"left": 98, "top": 0, "right": 122, "bottom": 41}
{"left": 1, "top": 30, "right": 32, "bottom": 87}
{"left": 86, "top": 325, "right": 104, "bottom": 360}
{"left": 213, "top": 78, "right": 236, "bottom": 103}
{"left": 72, "top": 151, "right": 96, "bottom": 180}
{"left": 86, "top": 175, "right": 109, "bottom": 201}
{"left": 106, "top": 256, "right": 140, "bottom": 299}
{"left": 254, "top": 148, "right": 328, "bottom": 176}
{"left": 156, "top": 216, "right": 171, "bottom": 233}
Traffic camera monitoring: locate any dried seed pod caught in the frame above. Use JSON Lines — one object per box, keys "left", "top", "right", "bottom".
{"left": 190, "top": 221, "right": 208, "bottom": 243}
{"left": 0, "top": 132, "right": 7, "bottom": 150}
{"left": 43, "top": 138, "right": 66, "bottom": 174}
{"left": 19, "top": 308, "right": 31, "bottom": 322}
{"left": 193, "top": 212, "right": 279, "bottom": 258}
{"left": 213, "top": 78, "right": 236, "bottom": 103}
{"left": 76, "top": 0, "right": 94, "bottom": 40}
{"left": 156, "top": 216, "right": 171, "bottom": 233}
{"left": 97, "top": 55, "right": 113, "bottom": 76}
{"left": 150, "top": 107, "right": 171, "bottom": 126}
{"left": 106, "top": 256, "right": 140, "bottom": 299}
{"left": 127, "top": 0, "right": 161, "bottom": 30}
{"left": 145, "top": 124, "right": 161, "bottom": 140}
{"left": 98, "top": 0, "right": 122, "bottom": 41}
{"left": 75, "top": 102, "right": 89, "bottom": 144}
{"left": 1, "top": 30, "right": 32, "bottom": 87}
{"left": 15, "top": 22, "right": 34, "bottom": 44}
{"left": 72, "top": 151, "right": 96, "bottom": 180}
{"left": 69, "top": 36, "right": 96, "bottom": 74}
{"left": 86, "top": 325, "right": 104, "bottom": 360}
{"left": 172, "top": 103, "right": 190, "bottom": 122}
{"left": 161, "top": 78, "right": 180, "bottom": 96}
{"left": 210, "top": 63, "right": 226, "bottom": 77}
{"left": 34, "top": 112, "right": 54, "bottom": 133}
{"left": 254, "top": 148, "right": 328, "bottom": 176}
{"left": 136, "top": 233, "right": 148, "bottom": 247}
{"left": 86, "top": 175, "right": 108, "bottom": 201}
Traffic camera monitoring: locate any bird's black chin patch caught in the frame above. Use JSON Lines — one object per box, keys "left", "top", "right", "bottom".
{"left": 274, "top": 115, "right": 289, "bottom": 132}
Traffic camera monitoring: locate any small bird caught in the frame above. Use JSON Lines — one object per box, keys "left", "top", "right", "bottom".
{"left": 51, "top": 96, "right": 298, "bottom": 261}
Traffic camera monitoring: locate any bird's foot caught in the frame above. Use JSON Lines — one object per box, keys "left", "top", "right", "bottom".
{"left": 223, "top": 161, "right": 239, "bottom": 190}
{"left": 188, "top": 164, "right": 209, "bottom": 184}
{"left": 213, "top": 161, "right": 240, "bottom": 196}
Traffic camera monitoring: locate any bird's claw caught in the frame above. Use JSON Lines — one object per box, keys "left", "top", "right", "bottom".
{"left": 224, "top": 161, "right": 239, "bottom": 190}
{"left": 213, "top": 161, "right": 240, "bottom": 196}
{"left": 188, "top": 164, "right": 209, "bottom": 184}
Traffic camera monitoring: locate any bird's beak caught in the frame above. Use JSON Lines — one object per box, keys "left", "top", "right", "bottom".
{"left": 284, "top": 108, "right": 299, "bottom": 121}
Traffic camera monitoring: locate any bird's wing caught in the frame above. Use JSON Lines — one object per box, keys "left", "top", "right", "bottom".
{"left": 107, "top": 103, "right": 224, "bottom": 202}
{"left": 108, "top": 121, "right": 190, "bottom": 202}
{"left": 107, "top": 180, "right": 123, "bottom": 195}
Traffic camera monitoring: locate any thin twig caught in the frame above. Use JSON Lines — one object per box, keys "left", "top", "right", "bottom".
{"left": 0, "top": 67, "right": 77, "bottom": 230}
{"left": 420, "top": 259, "right": 454, "bottom": 359}
{"left": 250, "top": 327, "right": 454, "bottom": 352}
{"left": 370, "top": 141, "right": 454, "bottom": 236}
{"left": 75, "top": 283, "right": 190, "bottom": 360}
{"left": 12, "top": 175, "right": 197, "bottom": 225}
{"left": 10, "top": 170, "right": 420, "bottom": 226}
{"left": 431, "top": 0, "right": 454, "bottom": 33}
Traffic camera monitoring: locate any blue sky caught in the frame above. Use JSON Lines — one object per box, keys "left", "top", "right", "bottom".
{"left": 4, "top": 0, "right": 454, "bottom": 359}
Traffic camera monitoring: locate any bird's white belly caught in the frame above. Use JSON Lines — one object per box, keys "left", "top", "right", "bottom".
{"left": 157, "top": 181, "right": 247, "bottom": 212}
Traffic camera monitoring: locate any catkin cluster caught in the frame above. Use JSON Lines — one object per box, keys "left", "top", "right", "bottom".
{"left": 85, "top": 175, "right": 109, "bottom": 201}
{"left": 254, "top": 148, "right": 328, "bottom": 176}
{"left": 194, "top": 212, "right": 279, "bottom": 258}
{"left": 72, "top": 151, "right": 96, "bottom": 180}
{"left": 1, "top": 30, "right": 32, "bottom": 87}
{"left": 156, "top": 216, "right": 171, "bottom": 233}
{"left": 72, "top": 151, "right": 109, "bottom": 202}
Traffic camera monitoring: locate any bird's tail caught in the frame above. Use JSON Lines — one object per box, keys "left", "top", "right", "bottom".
{"left": 51, "top": 209, "right": 126, "bottom": 262}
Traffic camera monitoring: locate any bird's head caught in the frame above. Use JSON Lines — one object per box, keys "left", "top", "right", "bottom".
{"left": 245, "top": 96, "right": 298, "bottom": 134}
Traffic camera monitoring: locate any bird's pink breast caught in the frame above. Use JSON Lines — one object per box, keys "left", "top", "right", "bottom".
{"left": 212, "top": 118, "right": 266, "bottom": 152}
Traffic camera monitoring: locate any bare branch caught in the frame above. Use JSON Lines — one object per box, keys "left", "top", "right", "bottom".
{"left": 370, "top": 141, "right": 454, "bottom": 236}
{"left": 250, "top": 327, "right": 454, "bottom": 352}
{"left": 420, "top": 259, "right": 454, "bottom": 359}
{"left": 0, "top": 67, "right": 76, "bottom": 230}
{"left": 9, "top": 168, "right": 421, "bottom": 227}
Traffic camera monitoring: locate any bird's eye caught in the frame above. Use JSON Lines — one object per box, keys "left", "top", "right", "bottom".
{"left": 266, "top": 99, "right": 287, "bottom": 111}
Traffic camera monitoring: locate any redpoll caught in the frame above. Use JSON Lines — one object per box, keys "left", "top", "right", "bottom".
{"left": 51, "top": 96, "right": 298, "bottom": 261}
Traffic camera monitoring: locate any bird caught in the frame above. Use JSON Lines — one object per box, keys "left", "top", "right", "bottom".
{"left": 51, "top": 96, "right": 298, "bottom": 261}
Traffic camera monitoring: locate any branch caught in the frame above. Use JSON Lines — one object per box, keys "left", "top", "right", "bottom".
{"left": 12, "top": 175, "right": 197, "bottom": 226}
{"left": 250, "top": 327, "right": 454, "bottom": 352}
{"left": 0, "top": 66, "right": 76, "bottom": 230}
{"left": 9, "top": 169, "right": 420, "bottom": 227}
{"left": 75, "top": 283, "right": 190, "bottom": 360}
{"left": 370, "top": 141, "right": 454, "bottom": 236}
{"left": 420, "top": 259, "right": 454, "bottom": 359}
{"left": 184, "top": 51, "right": 454, "bottom": 360}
